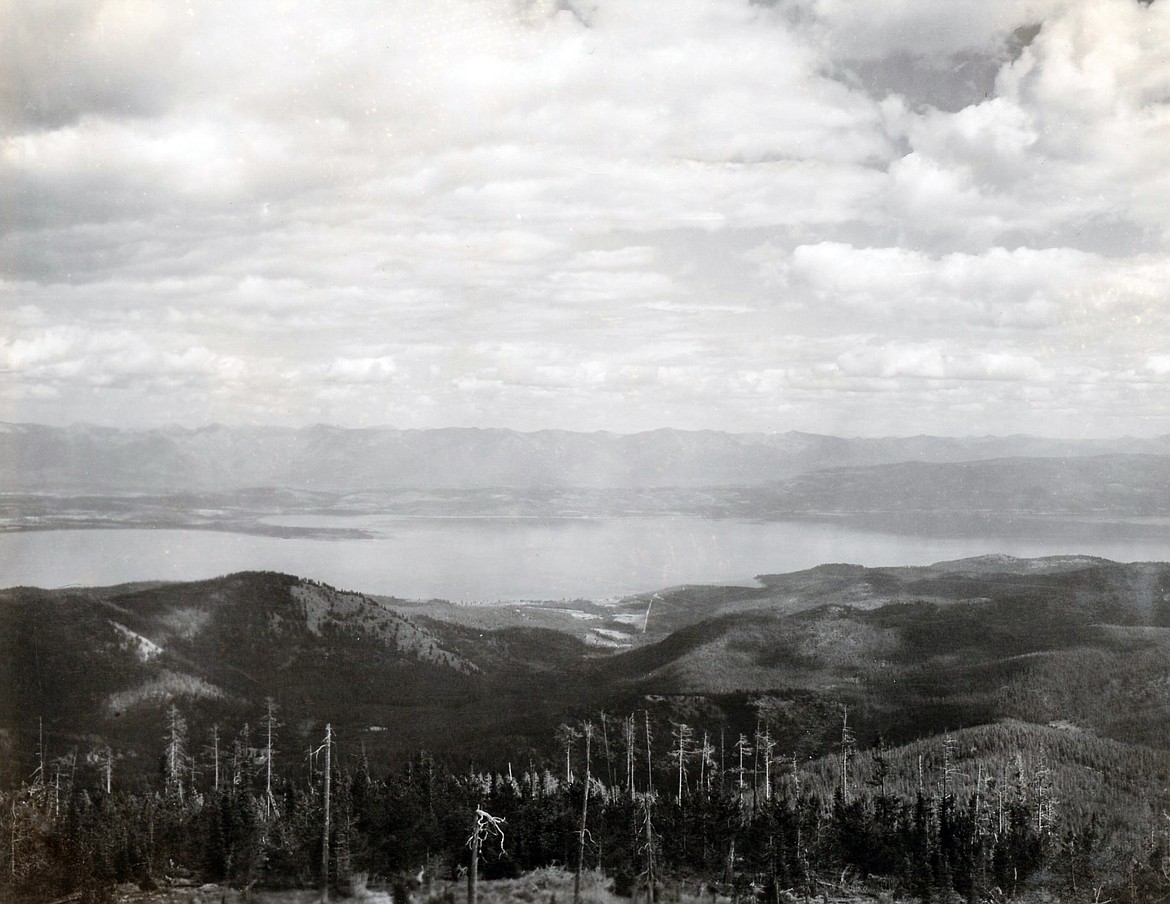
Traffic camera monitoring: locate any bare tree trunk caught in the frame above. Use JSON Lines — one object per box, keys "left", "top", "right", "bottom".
{"left": 644, "top": 712, "right": 653, "bottom": 796}
{"left": 699, "top": 730, "right": 708, "bottom": 795}
{"left": 10, "top": 795, "right": 16, "bottom": 881}
{"left": 752, "top": 722, "right": 760, "bottom": 811}
{"left": 466, "top": 807, "right": 505, "bottom": 904}
{"left": 165, "top": 705, "right": 188, "bottom": 803}
{"left": 35, "top": 718, "right": 45, "bottom": 791}
{"left": 468, "top": 814, "right": 480, "bottom": 904}
{"left": 642, "top": 714, "right": 655, "bottom": 904}
{"left": 642, "top": 797, "right": 656, "bottom": 904}
{"left": 601, "top": 713, "right": 614, "bottom": 791}
{"left": 720, "top": 727, "right": 725, "bottom": 794}
{"left": 840, "top": 706, "right": 855, "bottom": 802}
{"left": 627, "top": 714, "right": 636, "bottom": 797}
{"left": 760, "top": 729, "right": 774, "bottom": 803}
{"left": 575, "top": 724, "right": 593, "bottom": 904}
{"left": 265, "top": 699, "right": 278, "bottom": 818}
{"left": 320, "top": 724, "right": 332, "bottom": 904}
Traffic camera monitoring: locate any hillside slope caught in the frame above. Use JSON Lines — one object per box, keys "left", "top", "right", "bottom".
{"left": 0, "top": 572, "right": 573, "bottom": 783}
{"left": 3, "top": 557, "right": 1169, "bottom": 798}
{"left": 597, "top": 557, "right": 1170, "bottom": 750}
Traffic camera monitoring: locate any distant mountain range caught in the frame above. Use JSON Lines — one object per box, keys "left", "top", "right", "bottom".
{"left": 3, "top": 422, "right": 1169, "bottom": 492}
{"left": 761, "top": 452, "right": 1170, "bottom": 517}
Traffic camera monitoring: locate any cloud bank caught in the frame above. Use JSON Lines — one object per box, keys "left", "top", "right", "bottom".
{"left": 2, "top": 0, "right": 1168, "bottom": 435}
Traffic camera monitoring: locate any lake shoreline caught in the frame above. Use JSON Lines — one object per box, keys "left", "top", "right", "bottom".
{"left": 2, "top": 514, "right": 1169, "bottom": 602}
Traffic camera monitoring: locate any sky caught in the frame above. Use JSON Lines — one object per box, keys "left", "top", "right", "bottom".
{"left": 1, "top": 0, "right": 1169, "bottom": 437}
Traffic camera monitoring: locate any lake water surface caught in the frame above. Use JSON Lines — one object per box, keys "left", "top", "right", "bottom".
{"left": 3, "top": 516, "right": 1170, "bottom": 601}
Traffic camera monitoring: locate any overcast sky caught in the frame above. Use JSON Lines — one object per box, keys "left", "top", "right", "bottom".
{"left": 1, "top": 0, "right": 1168, "bottom": 436}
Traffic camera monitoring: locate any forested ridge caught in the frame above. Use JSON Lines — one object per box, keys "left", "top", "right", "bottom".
{"left": 4, "top": 706, "right": 1170, "bottom": 904}
{"left": 5, "top": 560, "right": 1170, "bottom": 902}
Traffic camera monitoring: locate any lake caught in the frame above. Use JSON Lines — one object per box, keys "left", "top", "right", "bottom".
{"left": 3, "top": 515, "right": 1170, "bottom": 601}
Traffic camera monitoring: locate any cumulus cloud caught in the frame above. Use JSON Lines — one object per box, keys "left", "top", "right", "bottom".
{"left": 0, "top": 326, "right": 248, "bottom": 386}
{"left": 884, "top": 0, "right": 1170, "bottom": 249}
{"left": 1, "top": 0, "right": 1169, "bottom": 435}
{"left": 321, "top": 355, "right": 399, "bottom": 384}
{"left": 835, "top": 343, "right": 1048, "bottom": 382}
{"left": 759, "top": 242, "right": 1094, "bottom": 329}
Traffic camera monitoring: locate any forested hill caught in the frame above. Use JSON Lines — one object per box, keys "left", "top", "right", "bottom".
{"left": 0, "top": 570, "right": 603, "bottom": 784}
{"left": 3, "top": 557, "right": 1170, "bottom": 903}
{"left": 3, "top": 556, "right": 1170, "bottom": 781}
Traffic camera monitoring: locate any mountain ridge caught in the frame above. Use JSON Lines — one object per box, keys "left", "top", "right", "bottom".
{"left": 4, "top": 422, "right": 1170, "bottom": 493}
{"left": 4, "top": 555, "right": 1170, "bottom": 788}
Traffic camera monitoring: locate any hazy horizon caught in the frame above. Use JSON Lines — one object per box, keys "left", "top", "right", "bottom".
{"left": 7, "top": 419, "right": 1170, "bottom": 442}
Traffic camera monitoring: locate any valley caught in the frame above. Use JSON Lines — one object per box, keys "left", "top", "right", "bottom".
{"left": 4, "top": 554, "right": 1170, "bottom": 792}
{"left": 4, "top": 555, "right": 1170, "bottom": 903}
{"left": 4, "top": 427, "right": 1170, "bottom": 902}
